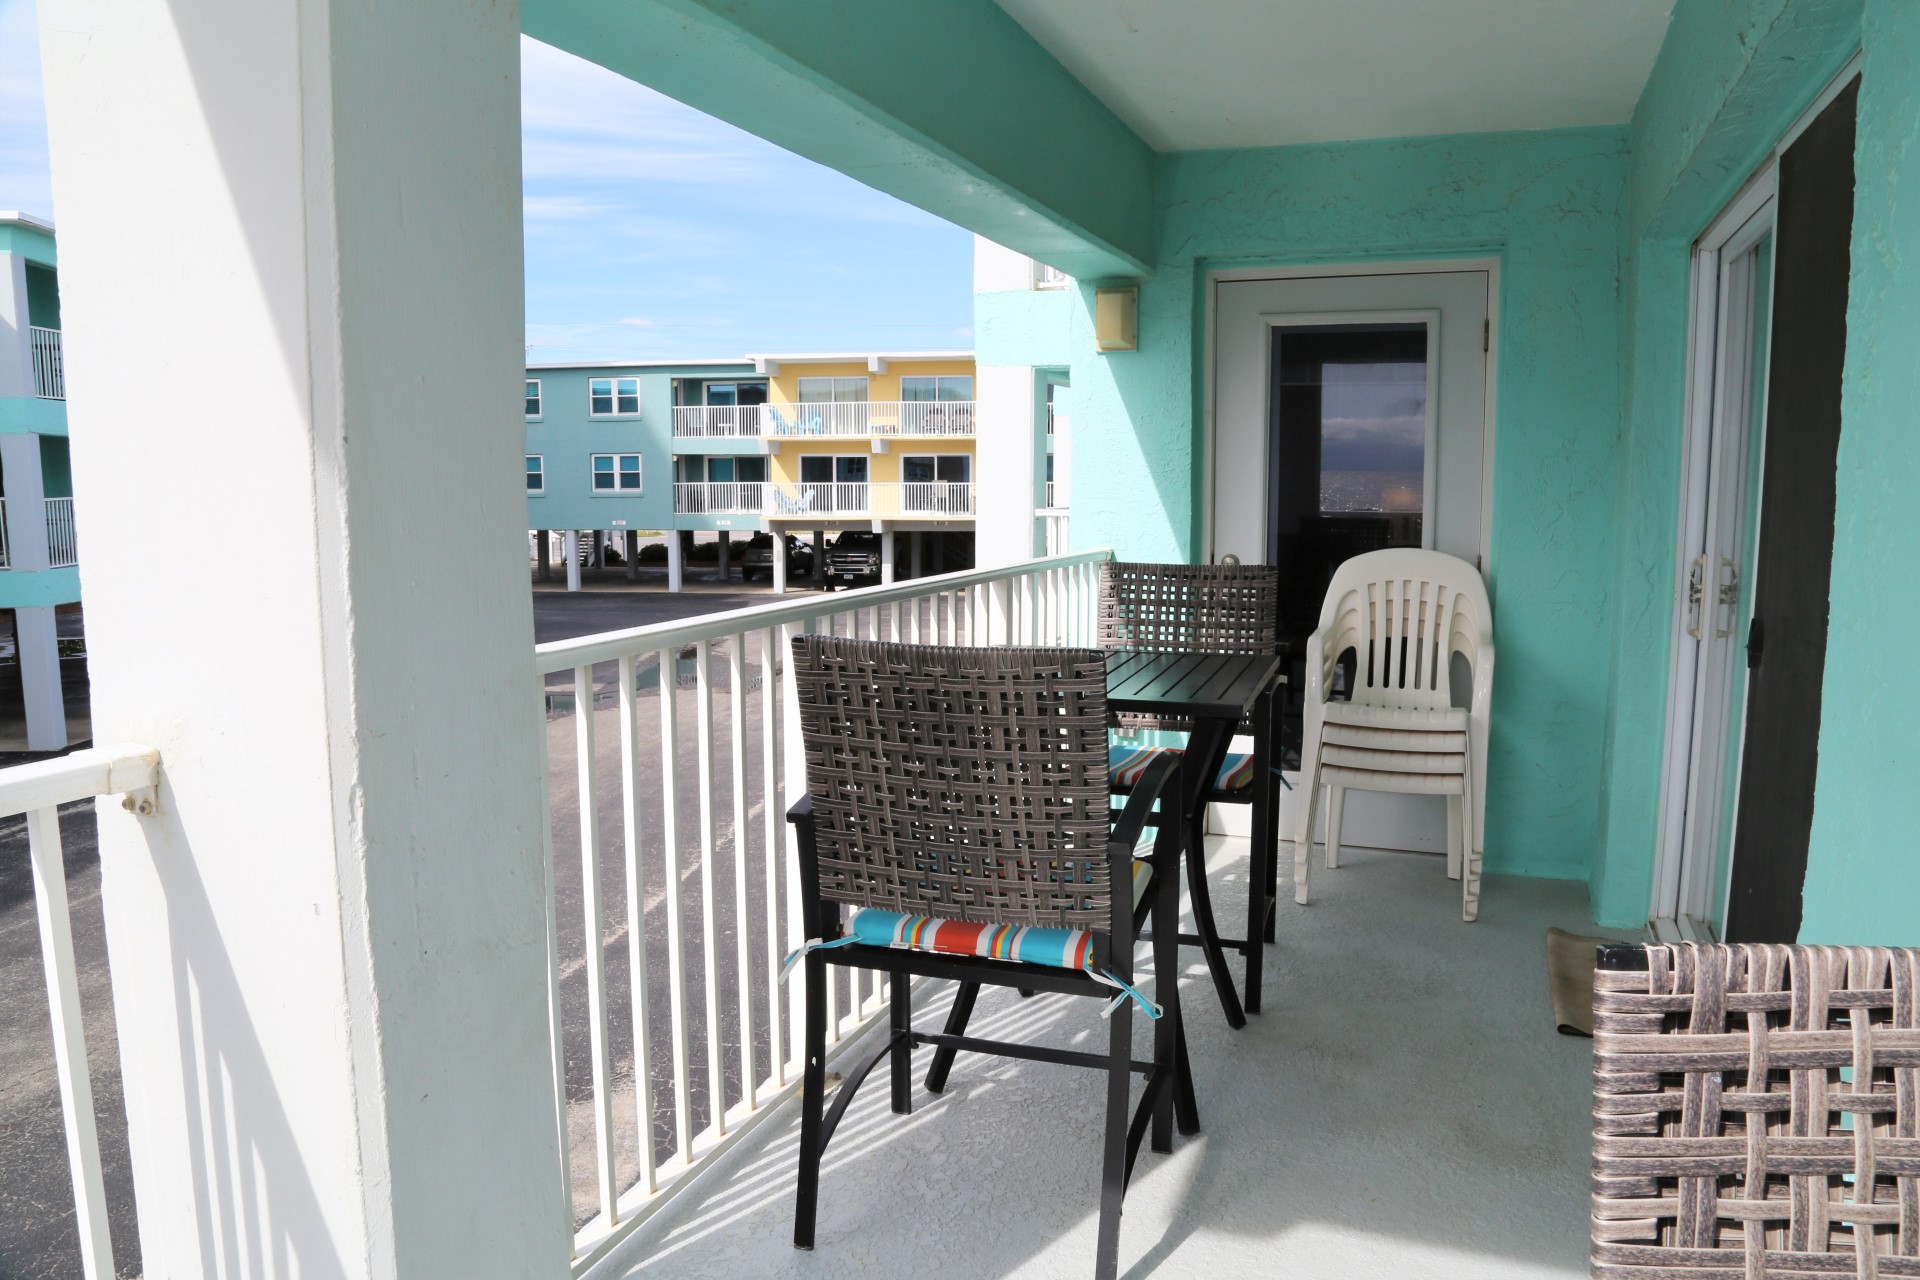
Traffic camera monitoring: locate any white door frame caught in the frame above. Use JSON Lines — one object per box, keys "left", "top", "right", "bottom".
{"left": 1650, "top": 165, "right": 1778, "bottom": 933}
{"left": 1202, "top": 258, "right": 1502, "bottom": 571}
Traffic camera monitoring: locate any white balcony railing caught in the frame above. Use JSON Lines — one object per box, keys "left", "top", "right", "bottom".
{"left": 46, "top": 497, "right": 78, "bottom": 568}
{"left": 672, "top": 401, "right": 976, "bottom": 439}
{"left": 761, "top": 481, "right": 975, "bottom": 519}
{"left": 30, "top": 326, "right": 64, "bottom": 400}
{"left": 673, "top": 481, "right": 767, "bottom": 515}
{"left": 4, "top": 744, "right": 163, "bottom": 1280}
{"left": 0, "top": 498, "right": 8, "bottom": 568}
{"left": 533, "top": 549, "right": 1112, "bottom": 1274}
{"left": 671, "top": 405, "right": 765, "bottom": 438}
{"left": 1044, "top": 480, "right": 1059, "bottom": 509}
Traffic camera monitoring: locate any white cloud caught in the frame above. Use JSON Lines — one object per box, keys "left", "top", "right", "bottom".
{"left": 0, "top": 0, "right": 54, "bottom": 219}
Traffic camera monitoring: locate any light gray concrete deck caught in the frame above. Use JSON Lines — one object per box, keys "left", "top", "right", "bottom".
{"left": 602, "top": 838, "right": 1604, "bottom": 1279}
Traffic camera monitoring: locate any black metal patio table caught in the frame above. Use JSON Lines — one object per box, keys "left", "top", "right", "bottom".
{"left": 1106, "top": 648, "right": 1284, "bottom": 1029}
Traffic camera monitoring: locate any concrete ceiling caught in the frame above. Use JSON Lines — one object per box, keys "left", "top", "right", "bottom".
{"left": 995, "top": 0, "right": 1675, "bottom": 152}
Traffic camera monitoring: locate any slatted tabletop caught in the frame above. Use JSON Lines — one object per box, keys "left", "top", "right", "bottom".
{"left": 1105, "top": 649, "right": 1283, "bottom": 719}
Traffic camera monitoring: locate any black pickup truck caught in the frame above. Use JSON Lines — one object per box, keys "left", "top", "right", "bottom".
{"left": 823, "top": 530, "right": 884, "bottom": 588}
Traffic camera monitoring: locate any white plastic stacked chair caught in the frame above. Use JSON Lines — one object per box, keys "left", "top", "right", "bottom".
{"left": 1294, "top": 549, "right": 1494, "bottom": 920}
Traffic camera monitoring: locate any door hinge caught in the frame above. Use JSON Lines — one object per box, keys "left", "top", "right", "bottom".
{"left": 1483, "top": 318, "right": 1490, "bottom": 353}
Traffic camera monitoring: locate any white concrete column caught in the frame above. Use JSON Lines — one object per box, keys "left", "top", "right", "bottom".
{"left": 880, "top": 528, "right": 895, "bottom": 585}
{"left": 667, "top": 533, "right": 684, "bottom": 592}
{"left": 0, "top": 252, "right": 32, "bottom": 398}
{"left": 564, "top": 530, "right": 581, "bottom": 592}
{"left": 39, "top": 3, "right": 564, "bottom": 1277}
{"left": 0, "top": 433, "right": 50, "bottom": 571}
{"left": 16, "top": 606, "right": 67, "bottom": 751}
{"left": 772, "top": 534, "right": 788, "bottom": 595}
{"left": 976, "top": 363, "right": 1042, "bottom": 567}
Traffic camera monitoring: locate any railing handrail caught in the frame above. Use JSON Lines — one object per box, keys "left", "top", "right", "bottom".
{"left": 535, "top": 548, "right": 1112, "bottom": 673}
{"left": 671, "top": 400, "right": 976, "bottom": 438}
{"left": 0, "top": 743, "right": 160, "bottom": 818}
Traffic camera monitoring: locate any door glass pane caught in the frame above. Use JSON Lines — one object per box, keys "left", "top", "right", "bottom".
{"left": 708, "top": 457, "right": 736, "bottom": 483}
{"left": 903, "top": 456, "right": 934, "bottom": 482}
{"left": 1270, "top": 324, "right": 1427, "bottom": 645}
{"left": 901, "top": 377, "right": 935, "bottom": 402}
{"left": 738, "top": 382, "right": 768, "bottom": 406}
{"left": 800, "top": 455, "right": 833, "bottom": 482}
{"left": 736, "top": 457, "right": 767, "bottom": 483}
{"left": 707, "top": 383, "right": 737, "bottom": 406}
{"left": 936, "top": 455, "right": 969, "bottom": 483}
{"left": 797, "top": 377, "right": 833, "bottom": 403}
{"left": 835, "top": 377, "right": 869, "bottom": 402}
{"left": 835, "top": 456, "right": 868, "bottom": 483}
{"left": 940, "top": 376, "right": 973, "bottom": 401}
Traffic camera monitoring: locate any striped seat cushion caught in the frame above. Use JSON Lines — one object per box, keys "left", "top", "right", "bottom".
{"left": 844, "top": 859, "right": 1153, "bottom": 971}
{"left": 1109, "top": 744, "right": 1255, "bottom": 796}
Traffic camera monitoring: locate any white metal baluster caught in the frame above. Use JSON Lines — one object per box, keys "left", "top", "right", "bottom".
{"left": 694, "top": 641, "right": 725, "bottom": 1138}
{"left": 616, "top": 655, "right": 657, "bottom": 1194}
{"left": 781, "top": 620, "right": 809, "bottom": 1067}
{"left": 760, "top": 628, "right": 787, "bottom": 1087}
{"left": 573, "top": 665, "right": 618, "bottom": 1224}
{"left": 728, "top": 635, "right": 755, "bottom": 1111}
{"left": 535, "top": 682, "right": 574, "bottom": 1251}
{"left": 658, "top": 647, "right": 693, "bottom": 1163}
{"left": 27, "top": 806, "right": 114, "bottom": 1280}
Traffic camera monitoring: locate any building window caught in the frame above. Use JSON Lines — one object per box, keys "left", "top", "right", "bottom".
{"left": 1033, "top": 261, "right": 1070, "bottom": 290}
{"left": 589, "top": 376, "right": 640, "bottom": 417}
{"left": 592, "top": 453, "right": 642, "bottom": 492}
{"left": 704, "top": 381, "right": 768, "bottom": 407}
{"left": 525, "top": 379, "right": 542, "bottom": 418}
{"left": 900, "top": 375, "right": 974, "bottom": 402}
{"left": 903, "top": 454, "right": 971, "bottom": 484}
{"left": 526, "top": 455, "right": 545, "bottom": 493}
{"left": 797, "top": 376, "right": 868, "bottom": 403}
{"left": 707, "top": 456, "right": 767, "bottom": 483}
{"left": 799, "top": 454, "right": 868, "bottom": 484}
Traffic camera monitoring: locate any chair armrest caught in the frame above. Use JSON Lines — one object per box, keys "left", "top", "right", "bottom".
{"left": 786, "top": 793, "right": 814, "bottom": 824}
{"left": 1110, "top": 751, "right": 1180, "bottom": 850}
{"left": 1470, "top": 639, "right": 1495, "bottom": 721}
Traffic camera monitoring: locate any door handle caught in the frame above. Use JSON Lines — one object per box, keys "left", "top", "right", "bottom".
{"left": 1685, "top": 554, "right": 1707, "bottom": 640}
{"left": 1747, "top": 616, "right": 1765, "bottom": 670}
{"left": 1714, "top": 556, "right": 1740, "bottom": 639}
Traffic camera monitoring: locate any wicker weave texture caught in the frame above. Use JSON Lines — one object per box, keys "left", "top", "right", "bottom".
{"left": 1097, "top": 561, "right": 1281, "bottom": 656}
{"left": 790, "top": 635, "right": 1115, "bottom": 930}
{"left": 1592, "top": 943, "right": 1920, "bottom": 1278}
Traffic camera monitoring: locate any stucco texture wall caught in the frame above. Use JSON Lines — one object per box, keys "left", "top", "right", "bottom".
{"left": 1801, "top": 0, "right": 1920, "bottom": 946}
{"left": 980, "top": 128, "right": 1631, "bottom": 882}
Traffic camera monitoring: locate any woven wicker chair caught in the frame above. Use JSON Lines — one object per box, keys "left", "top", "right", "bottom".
{"left": 1592, "top": 943, "right": 1920, "bottom": 1278}
{"left": 785, "top": 636, "right": 1197, "bottom": 1280}
{"left": 1098, "top": 561, "right": 1284, "bottom": 1020}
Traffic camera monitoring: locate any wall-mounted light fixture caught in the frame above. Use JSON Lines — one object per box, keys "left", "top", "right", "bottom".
{"left": 1094, "top": 286, "right": 1138, "bottom": 352}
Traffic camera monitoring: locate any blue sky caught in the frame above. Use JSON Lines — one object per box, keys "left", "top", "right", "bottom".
{"left": 0, "top": 5, "right": 974, "bottom": 363}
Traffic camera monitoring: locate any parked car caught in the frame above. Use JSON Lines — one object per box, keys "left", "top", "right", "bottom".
{"left": 824, "top": 530, "right": 884, "bottom": 588}
{"left": 738, "top": 532, "right": 814, "bottom": 582}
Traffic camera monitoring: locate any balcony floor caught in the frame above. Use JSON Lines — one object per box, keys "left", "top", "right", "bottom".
{"left": 603, "top": 838, "right": 1601, "bottom": 1280}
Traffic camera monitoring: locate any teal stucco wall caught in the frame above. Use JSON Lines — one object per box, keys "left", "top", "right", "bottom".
{"left": 982, "top": 128, "right": 1631, "bottom": 883}
{"left": 1801, "top": 0, "right": 1920, "bottom": 945}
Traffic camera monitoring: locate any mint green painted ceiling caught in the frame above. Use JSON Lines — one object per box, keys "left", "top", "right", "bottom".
{"left": 995, "top": 0, "right": 1676, "bottom": 151}
{"left": 522, "top": 0, "right": 1155, "bottom": 279}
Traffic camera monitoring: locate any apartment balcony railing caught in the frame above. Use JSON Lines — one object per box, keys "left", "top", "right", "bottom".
{"left": 0, "top": 497, "right": 80, "bottom": 570}
{"left": 30, "top": 327, "right": 65, "bottom": 401}
{"left": 671, "top": 401, "right": 976, "bottom": 439}
{"left": 673, "top": 481, "right": 767, "bottom": 515}
{"left": 1044, "top": 480, "right": 1060, "bottom": 509}
{"left": 532, "top": 549, "right": 1110, "bottom": 1273}
{"left": 766, "top": 481, "right": 975, "bottom": 518}
{"left": 45, "top": 498, "right": 78, "bottom": 568}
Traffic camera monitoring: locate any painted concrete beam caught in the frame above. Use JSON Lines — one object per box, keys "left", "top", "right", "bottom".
{"left": 522, "top": 0, "right": 1156, "bottom": 279}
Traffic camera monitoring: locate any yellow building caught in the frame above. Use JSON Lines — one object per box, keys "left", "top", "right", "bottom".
{"left": 670, "top": 350, "right": 978, "bottom": 586}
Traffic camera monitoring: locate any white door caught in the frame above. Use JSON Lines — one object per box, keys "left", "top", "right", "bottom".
{"left": 1211, "top": 266, "right": 1491, "bottom": 854}
{"left": 1653, "top": 178, "right": 1776, "bottom": 938}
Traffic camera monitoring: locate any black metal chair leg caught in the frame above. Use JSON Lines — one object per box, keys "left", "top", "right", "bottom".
{"left": 1173, "top": 1010, "right": 1201, "bottom": 1135}
{"left": 889, "top": 969, "right": 912, "bottom": 1115}
{"left": 1150, "top": 856, "right": 1180, "bottom": 1154}
{"left": 1246, "top": 690, "right": 1274, "bottom": 1014}
{"left": 793, "top": 952, "right": 829, "bottom": 1250}
{"left": 923, "top": 980, "right": 979, "bottom": 1094}
{"left": 1094, "top": 993, "right": 1133, "bottom": 1280}
{"left": 1185, "top": 799, "right": 1247, "bottom": 1029}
